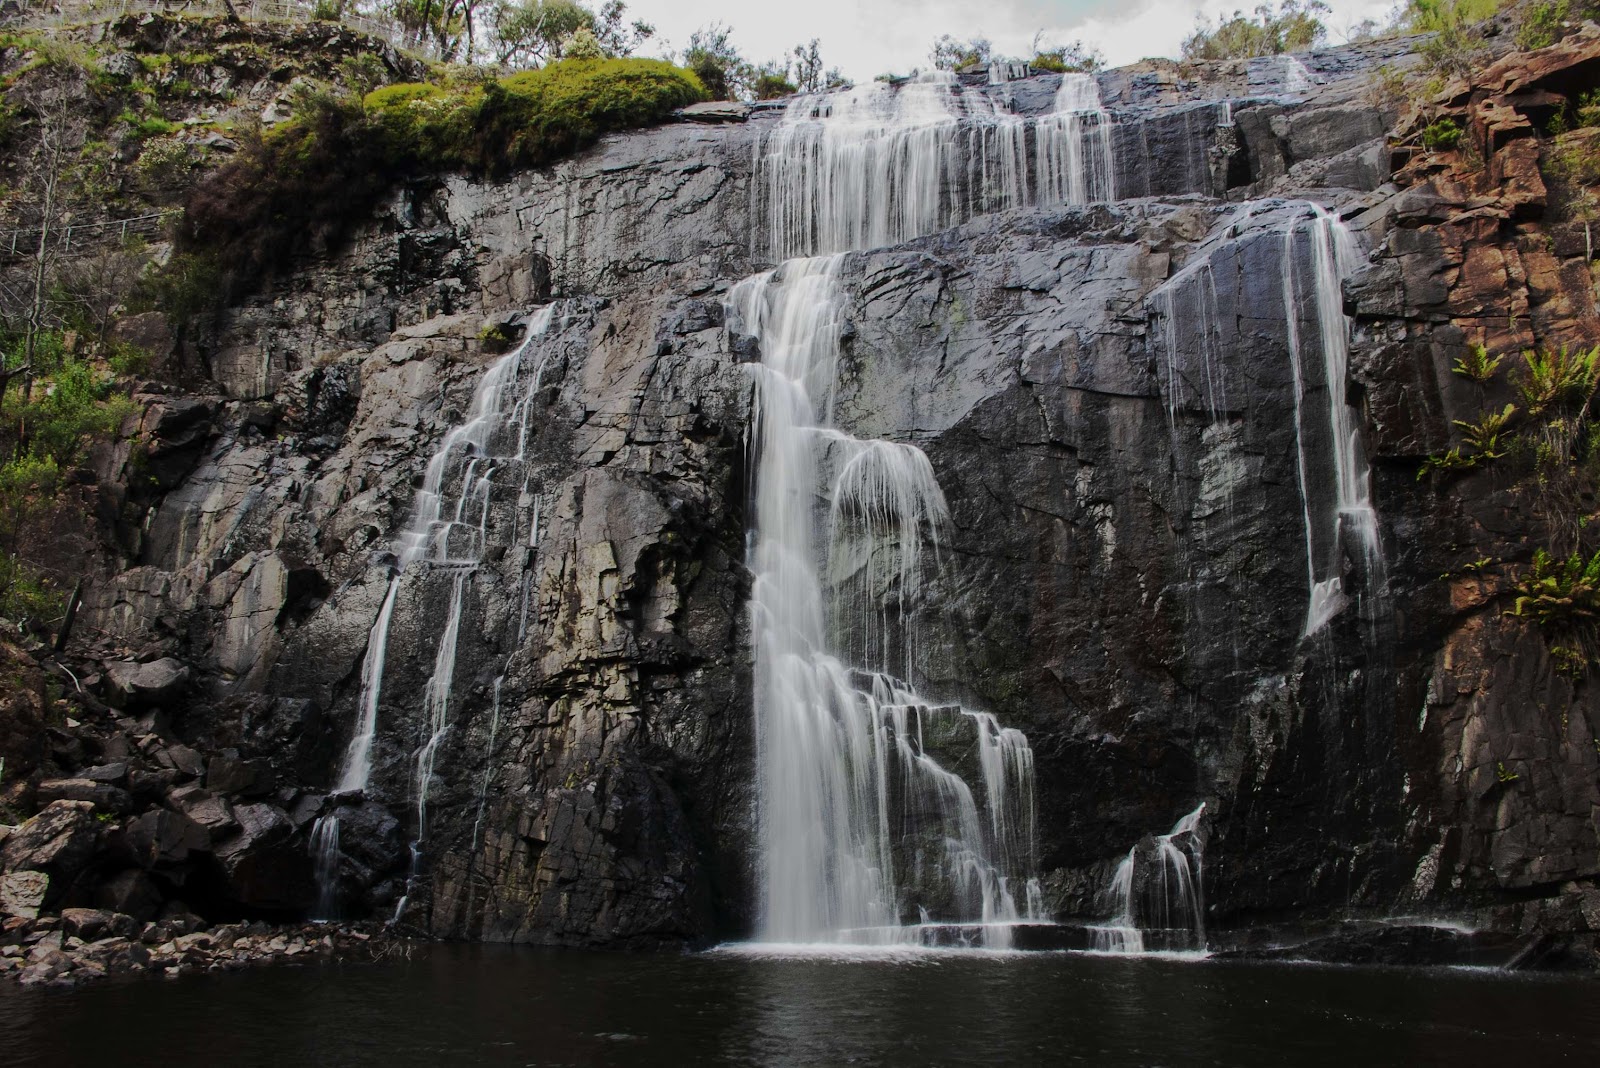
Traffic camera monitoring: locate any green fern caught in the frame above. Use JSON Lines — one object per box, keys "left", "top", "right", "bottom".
{"left": 1452, "top": 342, "right": 1504, "bottom": 383}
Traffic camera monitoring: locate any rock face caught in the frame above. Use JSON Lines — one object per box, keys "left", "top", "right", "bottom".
{"left": 50, "top": 30, "right": 1600, "bottom": 960}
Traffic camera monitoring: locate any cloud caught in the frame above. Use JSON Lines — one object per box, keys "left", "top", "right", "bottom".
{"left": 623, "top": 0, "right": 1404, "bottom": 81}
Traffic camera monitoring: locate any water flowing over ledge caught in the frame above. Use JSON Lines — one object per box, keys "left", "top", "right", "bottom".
{"left": 758, "top": 72, "right": 1115, "bottom": 260}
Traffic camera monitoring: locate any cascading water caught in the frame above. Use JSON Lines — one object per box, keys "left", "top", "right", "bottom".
{"left": 758, "top": 71, "right": 1115, "bottom": 260}
{"left": 1091, "top": 804, "right": 1207, "bottom": 954}
{"left": 312, "top": 306, "right": 559, "bottom": 918}
{"left": 731, "top": 256, "right": 1041, "bottom": 947}
{"left": 1281, "top": 205, "right": 1384, "bottom": 636}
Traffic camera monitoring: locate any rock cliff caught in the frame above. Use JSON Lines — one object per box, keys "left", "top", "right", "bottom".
{"left": 5, "top": 18, "right": 1599, "bottom": 965}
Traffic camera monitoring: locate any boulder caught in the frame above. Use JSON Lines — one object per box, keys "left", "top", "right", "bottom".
{"left": 59, "top": 907, "right": 139, "bottom": 941}
{"left": 103, "top": 658, "right": 191, "bottom": 710}
{"left": 0, "top": 871, "right": 48, "bottom": 919}
{"left": 94, "top": 868, "right": 164, "bottom": 921}
{"left": 205, "top": 751, "right": 258, "bottom": 795}
{"left": 125, "top": 808, "right": 210, "bottom": 868}
{"left": 214, "top": 804, "right": 314, "bottom": 910}
{"left": 1, "top": 801, "right": 100, "bottom": 892}
{"left": 36, "top": 778, "right": 134, "bottom": 813}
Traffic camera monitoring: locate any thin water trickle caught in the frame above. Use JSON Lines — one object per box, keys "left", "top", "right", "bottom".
{"left": 1281, "top": 206, "right": 1384, "bottom": 636}
{"left": 313, "top": 306, "right": 561, "bottom": 915}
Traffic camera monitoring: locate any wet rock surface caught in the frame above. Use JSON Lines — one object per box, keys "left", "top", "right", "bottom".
{"left": 7, "top": 27, "right": 1593, "bottom": 969}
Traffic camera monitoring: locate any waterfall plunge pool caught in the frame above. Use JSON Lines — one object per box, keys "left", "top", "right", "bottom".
{"left": 2, "top": 944, "right": 1597, "bottom": 1066}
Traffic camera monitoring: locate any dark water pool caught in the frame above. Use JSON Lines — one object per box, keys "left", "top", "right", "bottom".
{"left": 2, "top": 944, "right": 1597, "bottom": 1066}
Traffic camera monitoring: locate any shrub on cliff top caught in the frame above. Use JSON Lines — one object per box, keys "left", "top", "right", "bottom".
{"left": 185, "top": 57, "right": 704, "bottom": 288}
{"left": 1181, "top": 0, "right": 1327, "bottom": 61}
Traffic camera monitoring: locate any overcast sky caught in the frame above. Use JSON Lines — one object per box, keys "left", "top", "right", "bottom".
{"left": 624, "top": 0, "right": 1403, "bottom": 80}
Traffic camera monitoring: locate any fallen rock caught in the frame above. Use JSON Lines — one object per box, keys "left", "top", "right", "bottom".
{"left": 95, "top": 868, "right": 164, "bottom": 921}
{"left": 103, "top": 658, "right": 191, "bottom": 710}
{"left": 0, "top": 802, "right": 100, "bottom": 898}
{"left": 125, "top": 808, "right": 210, "bottom": 868}
{"left": 0, "top": 871, "right": 47, "bottom": 919}
{"left": 36, "top": 778, "right": 134, "bottom": 813}
{"left": 59, "top": 908, "right": 139, "bottom": 941}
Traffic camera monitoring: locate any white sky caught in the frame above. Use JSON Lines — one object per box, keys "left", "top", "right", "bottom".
{"left": 624, "top": 0, "right": 1403, "bottom": 80}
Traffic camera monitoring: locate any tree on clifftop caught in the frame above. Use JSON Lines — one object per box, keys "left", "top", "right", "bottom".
{"left": 1181, "top": 0, "right": 1329, "bottom": 60}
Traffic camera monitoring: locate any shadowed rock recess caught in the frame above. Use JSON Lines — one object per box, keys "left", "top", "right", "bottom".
{"left": 43, "top": 31, "right": 1600, "bottom": 963}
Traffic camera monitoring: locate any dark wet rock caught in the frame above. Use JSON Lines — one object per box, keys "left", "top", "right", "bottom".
{"left": 94, "top": 869, "right": 164, "bottom": 921}
{"left": 1, "top": 802, "right": 101, "bottom": 901}
{"left": 36, "top": 778, "right": 134, "bottom": 813}
{"left": 103, "top": 658, "right": 191, "bottom": 710}
{"left": 59, "top": 908, "right": 140, "bottom": 941}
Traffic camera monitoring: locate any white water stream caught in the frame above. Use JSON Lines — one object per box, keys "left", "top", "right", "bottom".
{"left": 733, "top": 71, "right": 1110, "bottom": 944}
{"left": 732, "top": 258, "right": 1040, "bottom": 945}
{"left": 1281, "top": 206, "right": 1384, "bottom": 636}
{"left": 760, "top": 71, "right": 1115, "bottom": 259}
{"left": 1092, "top": 803, "right": 1207, "bottom": 954}
{"left": 313, "top": 307, "right": 559, "bottom": 917}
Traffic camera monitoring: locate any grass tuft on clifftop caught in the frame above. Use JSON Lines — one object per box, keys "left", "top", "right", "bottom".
{"left": 185, "top": 57, "right": 705, "bottom": 283}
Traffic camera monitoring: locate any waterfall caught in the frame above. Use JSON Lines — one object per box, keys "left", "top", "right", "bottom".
{"left": 1091, "top": 803, "right": 1207, "bottom": 954}
{"left": 731, "top": 258, "right": 1041, "bottom": 945}
{"left": 1035, "top": 74, "right": 1115, "bottom": 206}
{"left": 312, "top": 306, "right": 560, "bottom": 917}
{"left": 1281, "top": 206, "right": 1384, "bottom": 636}
{"left": 758, "top": 71, "right": 1115, "bottom": 259}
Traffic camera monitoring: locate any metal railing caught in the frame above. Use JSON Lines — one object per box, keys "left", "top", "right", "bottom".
{"left": 0, "top": 209, "right": 181, "bottom": 261}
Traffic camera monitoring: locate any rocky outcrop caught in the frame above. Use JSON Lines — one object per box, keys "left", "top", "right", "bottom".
{"left": 5, "top": 24, "right": 1592, "bottom": 968}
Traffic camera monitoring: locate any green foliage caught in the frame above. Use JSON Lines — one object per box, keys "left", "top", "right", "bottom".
{"left": 1181, "top": 0, "right": 1327, "bottom": 61}
{"left": 1453, "top": 342, "right": 1504, "bottom": 383}
{"left": 1457, "top": 403, "right": 1519, "bottom": 459}
{"left": 1509, "top": 547, "right": 1600, "bottom": 626}
{"left": 1515, "top": 0, "right": 1569, "bottom": 50}
{"left": 132, "top": 253, "right": 224, "bottom": 326}
{"left": 1422, "top": 117, "right": 1463, "bottom": 151}
{"left": 753, "top": 69, "right": 798, "bottom": 100}
{"left": 683, "top": 23, "right": 749, "bottom": 101}
{"left": 1031, "top": 41, "right": 1104, "bottom": 74}
{"left": 1495, "top": 759, "right": 1520, "bottom": 782}
{"left": 1407, "top": 0, "right": 1501, "bottom": 78}
{"left": 1401, "top": 0, "right": 1502, "bottom": 32}
{"left": 187, "top": 59, "right": 704, "bottom": 287}
{"left": 930, "top": 34, "right": 992, "bottom": 71}
{"left": 1513, "top": 344, "right": 1600, "bottom": 417}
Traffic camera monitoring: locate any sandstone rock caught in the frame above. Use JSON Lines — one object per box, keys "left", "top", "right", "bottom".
{"left": 0, "top": 871, "right": 47, "bottom": 919}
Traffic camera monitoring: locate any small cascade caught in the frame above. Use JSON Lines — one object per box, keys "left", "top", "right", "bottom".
{"left": 312, "top": 306, "right": 560, "bottom": 917}
{"left": 1280, "top": 205, "right": 1384, "bottom": 636}
{"left": 1283, "top": 55, "right": 1314, "bottom": 94}
{"left": 731, "top": 257, "right": 1042, "bottom": 946}
{"left": 1035, "top": 73, "right": 1115, "bottom": 206}
{"left": 758, "top": 70, "right": 1116, "bottom": 259}
{"left": 1091, "top": 804, "right": 1207, "bottom": 954}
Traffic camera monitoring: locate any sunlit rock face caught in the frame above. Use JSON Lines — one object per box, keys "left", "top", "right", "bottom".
{"left": 77, "top": 31, "right": 1600, "bottom": 959}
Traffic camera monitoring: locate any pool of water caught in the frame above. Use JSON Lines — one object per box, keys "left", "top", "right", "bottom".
{"left": 2, "top": 944, "right": 1597, "bottom": 1066}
